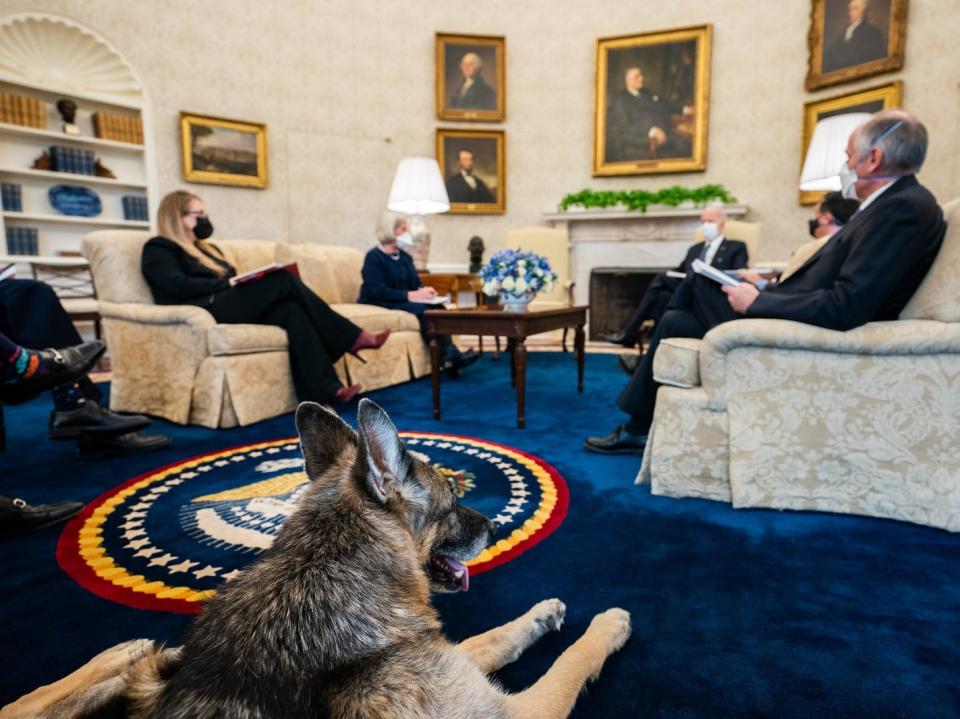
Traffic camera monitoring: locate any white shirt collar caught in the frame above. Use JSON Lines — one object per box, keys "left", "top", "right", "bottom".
{"left": 703, "top": 234, "right": 725, "bottom": 266}
{"left": 858, "top": 180, "right": 896, "bottom": 212}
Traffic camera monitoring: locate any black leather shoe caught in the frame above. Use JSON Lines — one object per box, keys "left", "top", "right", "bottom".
{"left": 0, "top": 496, "right": 84, "bottom": 536}
{"left": 598, "top": 331, "right": 635, "bottom": 348}
{"left": 78, "top": 431, "right": 171, "bottom": 459}
{"left": 583, "top": 426, "right": 647, "bottom": 456}
{"left": 619, "top": 353, "right": 641, "bottom": 376}
{"left": 49, "top": 402, "right": 151, "bottom": 440}
{"left": 452, "top": 349, "right": 480, "bottom": 370}
{"left": 0, "top": 341, "right": 105, "bottom": 406}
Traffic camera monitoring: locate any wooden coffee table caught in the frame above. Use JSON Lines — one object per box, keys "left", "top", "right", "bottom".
{"left": 424, "top": 305, "right": 588, "bottom": 428}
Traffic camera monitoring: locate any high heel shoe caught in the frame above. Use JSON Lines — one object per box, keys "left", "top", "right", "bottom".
{"left": 347, "top": 329, "right": 391, "bottom": 364}
{"left": 332, "top": 384, "right": 362, "bottom": 403}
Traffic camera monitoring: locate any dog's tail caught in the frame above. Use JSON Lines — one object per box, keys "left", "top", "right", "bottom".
{"left": 124, "top": 644, "right": 183, "bottom": 719}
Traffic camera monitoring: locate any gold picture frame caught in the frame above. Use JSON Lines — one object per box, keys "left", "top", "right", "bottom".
{"left": 436, "top": 128, "right": 505, "bottom": 215}
{"left": 180, "top": 112, "right": 268, "bottom": 189}
{"left": 594, "top": 25, "right": 712, "bottom": 177}
{"left": 806, "top": 0, "right": 907, "bottom": 91}
{"left": 436, "top": 33, "right": 505, "bottom": 122}
{"left": 799, "top": 80, "right": 902, "bottom": 204}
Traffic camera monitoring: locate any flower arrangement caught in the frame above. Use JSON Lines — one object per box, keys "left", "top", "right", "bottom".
{"left": 481, "top": 248, "right": 558, "bottom": 302}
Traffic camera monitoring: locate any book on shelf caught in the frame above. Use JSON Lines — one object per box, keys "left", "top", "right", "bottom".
{"left": 1, "top": 183, "right": 23, "bottom": 212}
{"left": 228, "top": 262, "right": 300, "bottom": 287}
{"left": 5, "top": 227, "right": 39, "bottom": 255}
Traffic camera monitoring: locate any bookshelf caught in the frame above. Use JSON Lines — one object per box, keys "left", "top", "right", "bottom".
{"left": 0, "top": 12, "right": 157, "bottom": 260}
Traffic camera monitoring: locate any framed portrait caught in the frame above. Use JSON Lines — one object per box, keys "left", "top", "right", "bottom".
{"left": 594, "top": 25, "right": 712, "bottom": 177}
{"left": 436, "top": 33, "right": 505, "bottom": 122}
{"left": 436, "top": 128, "right": 505, "bottom": 215}
{"left": 806, "top": 0, "right": 907, "bottom": 91}
{"left": 180, "top": 112, "right": 268, "bottom": 189}
{"left": 799, "top": 80, "right": 902, "bottom": 204}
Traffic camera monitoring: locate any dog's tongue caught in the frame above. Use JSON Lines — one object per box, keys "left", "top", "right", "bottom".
{"left": 442, "top": 556, "right": 470, "bottom": 592}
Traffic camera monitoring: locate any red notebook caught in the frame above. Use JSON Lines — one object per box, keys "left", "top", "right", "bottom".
{"left": 228, "top": 262, "right": 300, "bottom": 287}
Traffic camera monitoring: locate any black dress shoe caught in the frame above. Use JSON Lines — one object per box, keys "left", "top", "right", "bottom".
{"left": 619, "top": 353, "right": 641, "bottom": 376}
{"left": 452, "top": 349, "right": 480, "bottom": 370}
{"left": 598, "top": 331, "right": 635, "bottom": 348}
{"left": 583, "top": 426, "right": 647, "bottom": 456}
{"left": 0, "top": 341, "right": 106, "bottom": 406}
{"left": 49, "top": 401, "right": 151, "bottom": 440}
{"left": 0, "top": 496, "right": 84, "bottom": 536}
{"left": 78, "top": 431, "right": 171, "bottom": 459}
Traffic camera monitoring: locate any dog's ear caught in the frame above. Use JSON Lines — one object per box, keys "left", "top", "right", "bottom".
{"left": 356, "top": 398, "right": 408, "bottom": 504}
{"left": 295, "top": 402, "right": 357, "bottom": 481}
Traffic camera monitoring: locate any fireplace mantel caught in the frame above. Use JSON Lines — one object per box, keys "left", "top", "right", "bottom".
{"left": 543, "top": 204, "right": 749, "bottom": 307}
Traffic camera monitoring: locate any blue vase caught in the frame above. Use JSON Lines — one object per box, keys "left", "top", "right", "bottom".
{"left": 500, "top": 292, "right": 534, "bottom": 312}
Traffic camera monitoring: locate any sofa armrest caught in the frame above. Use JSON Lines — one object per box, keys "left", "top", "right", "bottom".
{"left": 699, "top": 318, "right": 960, "bottom": 407}
{"left": 97, "top": 301, "right": 216, "bottom": 329}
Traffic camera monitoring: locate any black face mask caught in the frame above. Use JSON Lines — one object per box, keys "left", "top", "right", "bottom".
{"left": 807, "top": 218, "right": 820, "bottom": 238}
{"left": 193, "top": 216, "right": 214, "bottom": 240}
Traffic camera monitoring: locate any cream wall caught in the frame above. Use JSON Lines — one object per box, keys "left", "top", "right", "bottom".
{"left": 9, "top": 0, "right": 959, "bottom": 265}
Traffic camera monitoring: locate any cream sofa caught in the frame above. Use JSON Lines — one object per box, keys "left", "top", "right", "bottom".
{"left": 82, "top": 231, "right": 430, "bottom": 428}
{"left": 637, "top": 197, "right": 960, "bottom": 532}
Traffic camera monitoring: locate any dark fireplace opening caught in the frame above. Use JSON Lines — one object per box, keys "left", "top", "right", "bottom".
{"left": 589, "top": 268, "right": 660, "bottom": 341}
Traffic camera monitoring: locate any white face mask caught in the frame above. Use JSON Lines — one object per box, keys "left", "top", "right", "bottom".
{"left": 396, "top": 231, "right": 414, "bottom": 247}
{"left": 838, "top": 162, "right": 860, "bottom": 200}
{"left": 700, "top": 222, "right": 719, "bottom": 242}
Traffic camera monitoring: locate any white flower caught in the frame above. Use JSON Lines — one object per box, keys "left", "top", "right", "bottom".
{"left": 517, "top": 260, "right": 527, "bottom": 271}
{"left": 482, "top": 280, "right": 499, "bottom": 296}
{"left": 502, "top": 276, "right": 515, "bottom": 291}
{"left": 515, "top": 277, "right": 528, "bottom": 294}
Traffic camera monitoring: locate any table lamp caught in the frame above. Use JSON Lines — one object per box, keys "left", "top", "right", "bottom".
{"left": 799, "top": 112, "right": 871, "bottom": 192}
{"left": 387, "top": 157, "right": 450, "bottom": 271}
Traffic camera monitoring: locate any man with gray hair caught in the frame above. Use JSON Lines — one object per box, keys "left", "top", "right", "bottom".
{"left": 586, "top": 109, "right": 946, "bottom": 455}
{"left": 449, "top": 51, "right": 496, "bottom": 110}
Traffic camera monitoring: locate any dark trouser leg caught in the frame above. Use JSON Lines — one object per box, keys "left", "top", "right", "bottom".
{"left": 380, "top": 301, "right": 458, "bottom": 359}
{"left": 212, "top": 272, "right": 361, "bottom": 360}
{"left": 616, "top": 309, "right": 707, "bottom": 435}
{"left": 0, "top": 280, "right": 101, "bottom": 407}
{"left": 261, "top": 300, "right": 343, "bottom": 402}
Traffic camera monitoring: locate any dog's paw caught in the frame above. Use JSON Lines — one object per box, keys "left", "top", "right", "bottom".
{"left": 588, "top": 608, "right": 631, "bottom": 653}
{"left": 531, "top": 598, "right": 566, "bottom": 633}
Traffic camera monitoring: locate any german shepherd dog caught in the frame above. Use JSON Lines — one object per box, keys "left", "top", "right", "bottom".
{"left": 2, "top": 399, "right": 630, "bottom": 719}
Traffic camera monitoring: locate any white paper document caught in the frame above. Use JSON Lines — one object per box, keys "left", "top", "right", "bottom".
{"left": 691, "top": 259, "right": 741, "bottom": 287}
{"left": 413, "top": 295, "right": 451, "bottom": 305}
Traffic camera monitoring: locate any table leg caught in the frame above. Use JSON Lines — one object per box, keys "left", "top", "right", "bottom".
{"left": 508, "top": 338, "right": 516, "bottom": 387}
{"left": 515, "top": 338, "right": 527, "bottom": 429}
{"left": 430, "top": 335, "right": 441, "bottom": 420}
{"left": 575, "top": 324, "right": 585, "bottom": 393}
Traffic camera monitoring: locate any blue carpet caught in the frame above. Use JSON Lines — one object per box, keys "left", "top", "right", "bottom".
{"left": 1, "top": 352, "right": 959, "bottom": 717}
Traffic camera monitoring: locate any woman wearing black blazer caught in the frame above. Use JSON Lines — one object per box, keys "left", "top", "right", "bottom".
{"left": 141, "top": 191, "right": 388, "bottom": 404}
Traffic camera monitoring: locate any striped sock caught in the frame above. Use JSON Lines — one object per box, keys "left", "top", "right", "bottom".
{"left": 1, "top": 340, "right": 48, "bottom": 384}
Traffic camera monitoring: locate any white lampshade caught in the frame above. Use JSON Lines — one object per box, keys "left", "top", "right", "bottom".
{"left": 799, "top": 113, "right": 871, "bottom": 192}
{"left": 387, "top": 157, "right": 450, "bottom": 215}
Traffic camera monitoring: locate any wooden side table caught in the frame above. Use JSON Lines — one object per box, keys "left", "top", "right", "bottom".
{"left": 424, "top": 305, "right": 587, "bottom": 428}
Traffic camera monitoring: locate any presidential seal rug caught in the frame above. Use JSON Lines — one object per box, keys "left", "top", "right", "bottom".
{"left": 58, "top": 433, "right": 568, "bottom": 613}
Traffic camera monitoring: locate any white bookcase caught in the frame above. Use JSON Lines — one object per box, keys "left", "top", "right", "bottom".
{"left": 0, "top": 12, "right": 157, "bottom": 260}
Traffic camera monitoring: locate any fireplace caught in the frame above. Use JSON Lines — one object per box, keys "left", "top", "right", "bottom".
{"left": 589, "top": 268, "right": 659, "bottom": 340}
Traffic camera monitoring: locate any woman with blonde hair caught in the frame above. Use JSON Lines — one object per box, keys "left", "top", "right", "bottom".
{"left": 141, "top": 191, "right": 388, "bottom": 404}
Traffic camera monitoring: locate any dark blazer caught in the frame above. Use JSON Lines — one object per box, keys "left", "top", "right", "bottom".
{"left": 448, "top": 76, "right": 496, "bottom": 110}
{"left": 823, "top": 20, "right": 887, "bottom": 72}
{"left": 636, "top": 238, "right": 748, "bottom": 321}
{"left": 141, "top": 236, "right": 235, "bottom": 307}
{"left": 358, "top": 247, "right": 421, "bottom": 305}
{"left": 446, "top": 172, "right": 494, "bottom": 204}
{"left": 747, "top": 176, "right": 945, "bottom": 330}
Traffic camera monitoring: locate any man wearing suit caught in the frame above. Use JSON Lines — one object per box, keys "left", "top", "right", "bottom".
{"left": 445, "top": 150, "right": 495, "bottom": 204}
{"left": 585, "top": 110, "right": 946, "bottom": 455}
{"left": 605, "top": 67, "right": 673, "bottom": 163}
{"left": 601, "top": 206, "right": 748, "bottom": 353}
{"left": 823, "top": 0, "right": 887, "bottom": 73}
{"left": 449, "top": 52, "right": 496, "bottom": 110}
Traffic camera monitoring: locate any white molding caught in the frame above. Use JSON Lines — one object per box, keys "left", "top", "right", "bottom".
{"left": 0, "top": 122, "right": 144, "bottom": 153}
{"left": 0, "top": 166, "right": 147, "bottom": 189}
{"left": 4, "top": 212, "right": 149, "bottom": 228}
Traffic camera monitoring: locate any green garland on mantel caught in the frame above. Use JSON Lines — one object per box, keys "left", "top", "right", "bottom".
{"left": 558, "top": 184, "right": 737, "bottom": 212}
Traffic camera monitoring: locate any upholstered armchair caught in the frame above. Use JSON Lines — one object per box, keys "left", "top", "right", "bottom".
{"left": 82, "top": 231, "right": 430, "bottom": 428}
{"left": 638, "top": 198, "right": 960, "bottom": 532}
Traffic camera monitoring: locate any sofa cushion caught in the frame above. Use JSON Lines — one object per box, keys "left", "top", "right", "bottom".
{"left": 653, "top": 337, "right": 703, "bottom": 387}
{"left": 275, "top": 243, "right": 342, "bottom": 304}
{"left": 215, "top": 240, "right": 280, "bottom": 274}
{"left": 83, "top": 230, "right": 154, "bottom": 304}
{"left": 901, "top": 197, "right": 960, "bottom": 322}
{"left": 335, "top": 303, "right": 421, "bottom": 333}
{"left": 206, "top": 324, "right": 289, "bottom": 356}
